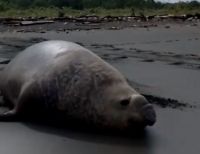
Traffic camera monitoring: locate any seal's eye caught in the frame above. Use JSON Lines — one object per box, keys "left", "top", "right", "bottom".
{"left": 120, "top": 99, "right": 130, "bottom": 106}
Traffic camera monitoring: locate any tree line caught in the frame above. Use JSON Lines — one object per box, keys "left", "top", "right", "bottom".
{"left": 0, "top": 0, "right": 200, "bottom": 10}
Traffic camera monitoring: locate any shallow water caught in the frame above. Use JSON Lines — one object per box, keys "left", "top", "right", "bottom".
{"left": 0, "top": 24, "right": 200, "bottom": 154}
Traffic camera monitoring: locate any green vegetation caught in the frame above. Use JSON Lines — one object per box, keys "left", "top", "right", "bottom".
{"left": 0, "top": 0, "right": 200, "bottom": 17}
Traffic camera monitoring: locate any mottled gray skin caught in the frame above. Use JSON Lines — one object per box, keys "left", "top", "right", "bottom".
{"left": 0, "top": 40, "right": 156, "bottom": 129}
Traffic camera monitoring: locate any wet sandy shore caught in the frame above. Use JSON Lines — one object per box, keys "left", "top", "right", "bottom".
{"left": 0, "top": 22, "right": 200, "bottom": 154}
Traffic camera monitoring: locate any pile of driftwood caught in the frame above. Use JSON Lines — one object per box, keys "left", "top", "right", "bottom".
{"left": 0, "top": 14, "right": 199, "bottom": 26}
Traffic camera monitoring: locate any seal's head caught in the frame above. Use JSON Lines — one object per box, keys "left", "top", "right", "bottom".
{"left": 92, "top": 82, "right": 156, "bottom": 130}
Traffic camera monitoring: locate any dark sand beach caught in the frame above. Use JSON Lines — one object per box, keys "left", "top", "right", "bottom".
{"left": 0, "top": 20, "right": 200, "bottom": 154}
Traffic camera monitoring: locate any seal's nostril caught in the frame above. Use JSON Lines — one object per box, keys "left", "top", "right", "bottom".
{"left": 141, "top": 104, "right": 156, "bottom": 126}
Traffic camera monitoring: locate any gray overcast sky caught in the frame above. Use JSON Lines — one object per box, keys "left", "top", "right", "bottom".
{"left": 155, "top": 0, "right": 200, "bottom": 3}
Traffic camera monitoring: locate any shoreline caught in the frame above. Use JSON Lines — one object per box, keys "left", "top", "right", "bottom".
{"left": 0, "top": 14, "right": 199, "bottom": 33}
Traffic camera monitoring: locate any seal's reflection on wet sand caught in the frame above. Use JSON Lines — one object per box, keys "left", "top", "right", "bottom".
{"left": 26, "top": 120, "right": 155, "bottom": 152}
{"left": 0, "top": 121, "right": 155, "bottom": 154}
{"left": 25, "top": 119, "right": 152, "bottom": 144}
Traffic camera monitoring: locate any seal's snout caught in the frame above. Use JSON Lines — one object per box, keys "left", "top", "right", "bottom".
{"left": 131, "top": 94, "right": 156, "bottom": 126}
{"left": 141, "top": 104, "right": 156, "bottom": 126}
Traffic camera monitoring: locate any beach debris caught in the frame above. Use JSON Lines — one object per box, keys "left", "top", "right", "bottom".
{"left": 165, "top": 25, "right": 170, "bottom": 28}
{"left": 20, "top": 20, "right": 54, "bottom": 26}
{"left": 0, "top": 14, "right": 200, "bottom": 26}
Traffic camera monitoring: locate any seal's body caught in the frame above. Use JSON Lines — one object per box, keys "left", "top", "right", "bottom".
{"left": 0, "top": 41, "right": 156, "bottom": 129}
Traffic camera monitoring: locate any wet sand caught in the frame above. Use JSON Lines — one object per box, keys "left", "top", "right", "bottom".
{"left": 0, "top": 23, "right": 200, "bottom": 154}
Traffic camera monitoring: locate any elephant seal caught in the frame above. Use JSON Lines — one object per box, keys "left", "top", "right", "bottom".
{"left": 0, "top": 40, "right": 156, "bottom": 130}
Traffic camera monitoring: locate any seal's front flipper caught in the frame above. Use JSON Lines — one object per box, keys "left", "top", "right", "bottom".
{"left": 0, "top": 106, "right": 10, "bottom": 114}
{"left": 0, "top": 96, "right": 4, "bottom": 106}
{"left": 0, "top": 108, "right": 18, "bottom": 121}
